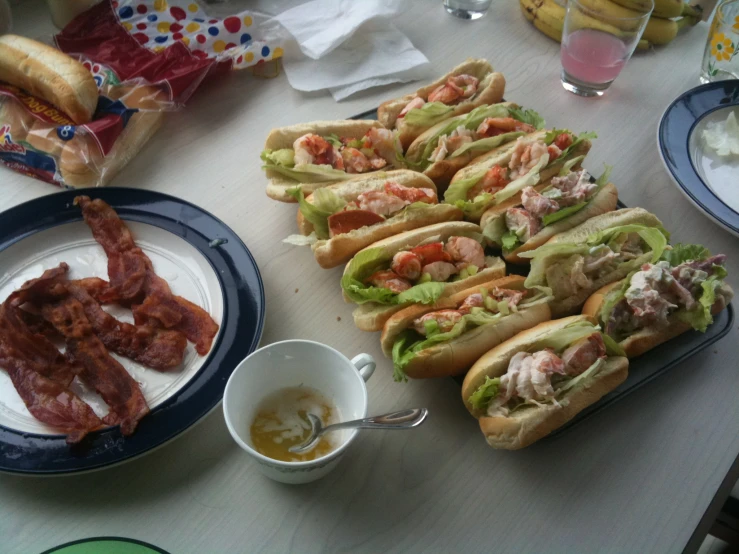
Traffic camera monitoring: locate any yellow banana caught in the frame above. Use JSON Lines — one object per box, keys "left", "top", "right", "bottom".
{"left": 642, "top": 15, "right": 695, "bottom": 45}
{"left": 520, "top": 0, "right": 565, "bottom": 41}
{"left": 653, "top": 0, "right": 702, "bottom": 18}
{"left": 520, "top": 0, "right": 625, "bottom": 42}
{"left": 575, "top": 0, "right": 644, "bottom": 31}
{"left": 609, "top": 0, "right": 702, "bottom": 19}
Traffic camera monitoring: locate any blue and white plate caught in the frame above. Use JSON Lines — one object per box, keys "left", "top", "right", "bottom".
{"left": 658, "top": 80, "right": 739, "bottom": 236}
{"left": 0, "top": 188, "right": 265, "bottom": 475}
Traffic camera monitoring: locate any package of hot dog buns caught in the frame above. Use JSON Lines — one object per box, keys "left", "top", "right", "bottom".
{"left": 0, "top": 0, "right": 283, "bottom": 187}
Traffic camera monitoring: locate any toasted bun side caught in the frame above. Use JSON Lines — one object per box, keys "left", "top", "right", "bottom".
{"left": 378, "top": 93, "right": 416, "bottom": 129}
{"left": 60, "top": 111, "right": 164, "bottom": 187}
{"left": 423, "top": 154, "right": 477, "bottom": 191}
{"left": 547, "top": 207, "right": 663, "bottom": 246}
{"left": 264, "top": 119, "right": 382, "bottom": 150}
{"left": 380, "top": 275, "right": 527, "bottom": 355}
{"left": 396, "top": 73, "right": 506, "bottom": 150}
{"left": 296, "top": 170, "right": 437, "bottom": 235}
{"left": 583, "top": 283, "right": 733, "bottom": 358}
{"left": 549, "top": 251, "right": 653, "bottom": 317}
{"left": 581, "top": 281, "right": 622, "bottom": 320}
{"left": 377, "top": 59, "right": 495, "bottom": 129}
{"left": 266, "top": 178, "right": 340, "bottom": 202}
{"left": 478, "top": 356, "right": 628, "bottom": 449}
{"left": 313, "top": 204, "right": 464, "bottom": 269}
{"left": 461, "top": 315, "right": 594, "bottom": 411}
{"left": 503, "top": 183, "right": 619, "bottom": 264}
{"left": 351, "top": 260, "right": 507, "bottom": 332}
{"left": 0, "top": 35, "right": 98, "bottom": 124}
{"left": 403, "top": 303, "right": 552, "bottom": 379}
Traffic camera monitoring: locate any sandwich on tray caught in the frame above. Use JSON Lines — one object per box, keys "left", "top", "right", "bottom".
{"left": 285, "top": 170, "right": 463, "bottom": 268}
{"left": 519, "top": 207, "right": 670, "bottom": 317}
{"left": 378, "top": 59, "right": 506, "bottom": 149}
{"left": 461, "top": 315, "right": 629, "bottom": 449}
{"left": 262, "top": 120, "right": 404, "bottom": 202}
{"left": 404, "top": 102, "right": 545, "bottom": 190}
{"left": 341, "top": 221, "right": 506, "bottom": 332}
{"left": 582, "top": 243, "right": 733, "bottom": 357}
{"left": 481, "top": 165, "right": 618, "bottom": 263}
{"left": 382, "top": 275, "right": 552, "bottom": 382}
{"left": 443, "top": 129, "right": 595, "bottom": 222}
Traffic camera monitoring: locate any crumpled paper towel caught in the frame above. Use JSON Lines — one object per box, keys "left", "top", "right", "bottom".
{"left": 269, "top": 0, "right": 430, "bottom": 101}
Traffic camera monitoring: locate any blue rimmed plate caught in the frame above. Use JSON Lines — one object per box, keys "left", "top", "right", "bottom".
{"left": 0, "top": 188, "right": 265, "bottom": 475}
{"left": 658, "top": 80, "right": 739, "bottom": 236}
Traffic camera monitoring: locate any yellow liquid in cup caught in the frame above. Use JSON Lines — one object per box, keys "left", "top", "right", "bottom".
{"left": 249, "top": 386, "right": 338, "bottom": 463}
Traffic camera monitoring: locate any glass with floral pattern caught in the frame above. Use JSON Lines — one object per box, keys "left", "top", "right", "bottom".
{"left": 701, "top": 0, "right": 739, "bottom": 82}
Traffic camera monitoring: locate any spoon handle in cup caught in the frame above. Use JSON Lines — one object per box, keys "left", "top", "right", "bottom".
{"left": 329, "top": 408, "right": 428, "bottom": 432}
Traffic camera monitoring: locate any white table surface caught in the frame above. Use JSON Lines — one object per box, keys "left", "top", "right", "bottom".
{"left": 1, "top": 1, "right": 738, "bottom": 553}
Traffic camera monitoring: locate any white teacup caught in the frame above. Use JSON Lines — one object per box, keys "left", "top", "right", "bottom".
{"left": 223, "top": 340, "right": 375, "bottom": 484}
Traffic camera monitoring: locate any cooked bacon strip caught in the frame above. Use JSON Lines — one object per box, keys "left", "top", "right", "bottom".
{"left": 0, "top": 347, "right": 102, "bottom": 444}
{"left": 76, "top": 196, "right": 219, "bottom": 355}
{"left": 72, "top": 277, "right": 111, "bottom": 302}
{"left": 0, "top": 270, "right": 100, "bottom": 443}
{"left": 1, "top": 267, "right": 78, "bottom": 387}
{"left": 66, "top": 283, "right": 187, "bottom": 370}
{"left": 40, "top": 294, "right": 150, "bottom": 436}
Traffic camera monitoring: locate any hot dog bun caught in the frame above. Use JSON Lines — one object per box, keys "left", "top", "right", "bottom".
{"left": 461, "top": 315, "right": 628, "bottom": 449}
{"left": 481, "top": 182, "right": 619, "bottom": 264}
{"left": 378, "top": 59, "right": 505, "bottom": 148}
{"left": 0, "top": 35, "right": 97, "bottom": 124}
{"left": 404, "top": 101, "right": 525, "bottom": 191}
{"left": 445, "top": 132, "right": 592, "bottom": 223}
{"left": 582, "top": 278, "right": 733, "bottom": 358}
{"left": 521, "top": 208, "right": 666, "bottom": 317}
{"left": 264, "top": 120, "right": 387, "bottom": 203}
{"left": 380, "top": 275, "right": 552, "bottom": 379}
{"left": 60, "top": 110, "right": 164, "bottom": 187}
{"left": 296, "top": 171, "right": 464, "bottom": 269}
{"left": 342, "top": 221, "right": 506, "bottom": 331}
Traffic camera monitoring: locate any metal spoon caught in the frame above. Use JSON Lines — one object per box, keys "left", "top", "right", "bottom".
{"left": 289, "top": 408, "right": 429, "bottom": 454}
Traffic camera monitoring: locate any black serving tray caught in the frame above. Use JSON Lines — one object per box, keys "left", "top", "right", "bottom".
{"left": 352, "top": 107, "right": 735, "bottom": 436}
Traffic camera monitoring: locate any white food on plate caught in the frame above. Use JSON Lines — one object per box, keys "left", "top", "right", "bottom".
{"left": 702, "top": 110, "right": 739, "bottom": 157}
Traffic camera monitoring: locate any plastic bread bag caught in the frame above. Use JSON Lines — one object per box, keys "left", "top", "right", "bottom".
{"left": 0, "top": 0, "right": 284, "bottom": 187}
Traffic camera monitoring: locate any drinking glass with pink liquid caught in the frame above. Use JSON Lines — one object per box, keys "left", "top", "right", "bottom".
{"left": 560, "top": 0, "right": 653, "bottom": 97}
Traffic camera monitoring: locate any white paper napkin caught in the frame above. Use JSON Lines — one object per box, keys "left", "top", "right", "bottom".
{"left": 269, "top": 0, "right": 430, "bottom": 101}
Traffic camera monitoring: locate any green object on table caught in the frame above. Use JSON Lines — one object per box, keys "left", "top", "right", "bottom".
{"left": 42, "top": 537, "right": 169, "bottom": 554}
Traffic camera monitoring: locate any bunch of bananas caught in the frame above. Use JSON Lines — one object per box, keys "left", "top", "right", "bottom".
{"left": 519, "top": 0, "right": 702, "bottom": 50}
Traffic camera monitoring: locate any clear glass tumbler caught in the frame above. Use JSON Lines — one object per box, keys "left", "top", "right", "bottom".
{"left": 701, "top": 0, "right": 739, "bottom": 82}
{"left": 560, "top": 0, "right": 653, "bottom": 97}
{"left": 444, "top": 0, "right": 493, "bottom": 20}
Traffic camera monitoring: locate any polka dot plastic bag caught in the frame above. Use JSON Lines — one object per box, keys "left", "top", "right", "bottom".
{"left": 0, "top": 0, "right": 284, "bottom": 189}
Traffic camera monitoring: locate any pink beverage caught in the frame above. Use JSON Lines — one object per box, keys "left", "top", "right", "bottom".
{"left": 561, "top": 29, "right": 628, "bottom": 85}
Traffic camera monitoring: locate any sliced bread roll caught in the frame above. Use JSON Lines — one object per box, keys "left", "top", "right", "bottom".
{"left": 378, "top": 58, "right": 497, "bottom": 129}
{"left": 0, "top": 35, "right": 98, "bottom": 124}
{"left": 380, "top": 275, "right": 552, "bottom": 379}
{"left": 460, "top": 315, "right": 628, "bottom": 449}
{"left": 481, "top": 182, "right": 619, "bottom": 264}
{"left": 478, "top": 357, "right": 627, "bottom": 449}
{"left": 264, "top": 119, "right": 386, "bottom": 203}
{"left": 582, "top": 279, "right": 733, "bottom": 358}
{"left": 342, "top": 221, "right": 506, "bottom": 331}
{"left": 296, "top": 170, "right": 438, "bottom": 235}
